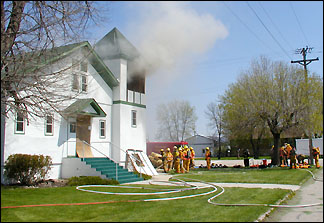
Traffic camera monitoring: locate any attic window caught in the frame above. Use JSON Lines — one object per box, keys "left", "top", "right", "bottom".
{"left": 72, "top": 59, "right": 88, "bottom": 92}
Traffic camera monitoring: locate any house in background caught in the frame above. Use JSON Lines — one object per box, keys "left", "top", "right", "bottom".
{"left": 185, "top": 134, "right": 216, "bottom": 157}
{"left": 1, "top": 28, "right": 147, "bottom": 184}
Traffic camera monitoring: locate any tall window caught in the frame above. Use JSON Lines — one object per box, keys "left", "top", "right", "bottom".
{"left": 99, "top": 120, "right": 106, "bottom": 138}
{"left": 45, "top": 115, "right": 54, "bottom": 136}
{"left": 69, "top": 122, "right": 76, "bottom": 133}
{"left": 71, "top": 59, "right": 87, "bottom": 92}
{"left": 15, "top": 113, "right": 25, "bottom": 134}
{"left": 131, "top": 110, "right": 137, "bottom": 128}
{"left": 81, "top": 74, "right": 87, "bottom": 92}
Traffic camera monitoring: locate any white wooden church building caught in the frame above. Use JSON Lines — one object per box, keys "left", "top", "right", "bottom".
{"left": 1, "top": 28, "right": 148, "bottom": 183}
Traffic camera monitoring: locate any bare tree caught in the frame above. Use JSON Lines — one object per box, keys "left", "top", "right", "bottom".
{"left": 205, "top": 102, "right": 225, "bottom": 159}
{"left": 1, "top": 1, "right": 107, "bottom": 120}
{"left": 156, "top": 100, "right": 197, "bottom": 141}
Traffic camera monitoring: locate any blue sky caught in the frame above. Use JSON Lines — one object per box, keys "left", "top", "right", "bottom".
{"left": 86, "top": 1, "right": 323, "bottom": 141}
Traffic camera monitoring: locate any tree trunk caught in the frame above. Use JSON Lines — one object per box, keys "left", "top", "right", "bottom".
{"left": 218, "top": 133, "right": 221, "bottom": 159}
{"left": 250, "top": 136, "right": 256, "bottom": 159}
{"left": 271, "top": 133, "right": 281, "bottom": 166}
{"left": 308, "top": 132, "right": 314, "bottom": 165}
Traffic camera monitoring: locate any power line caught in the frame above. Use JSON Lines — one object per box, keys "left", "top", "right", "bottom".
{"left": 221, "top": 1, "right": 274, "bottom": 52}
{"left": 258, "top": 2, "right": 294, "bottom": 52}
{"left": 289, "top": 2, "right": 310, "bottom": 46}
{"left": 246, "top": 1, "right": 293, "bottom": 60}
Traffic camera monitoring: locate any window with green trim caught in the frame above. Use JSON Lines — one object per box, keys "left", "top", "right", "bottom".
{"left": 99, "top": 120, "right": 106, "bottom": 138}
{"left": 45, "top": 115, "right": 54, "bottom": 136}
{"left": 14, "top": 113, "right": 25, "bottom": 134}
{"left": 131, "top": 110, "right": 137, "bottom": 128}
{"left": 71, "top": 59, "right": 88, "bottom": 92}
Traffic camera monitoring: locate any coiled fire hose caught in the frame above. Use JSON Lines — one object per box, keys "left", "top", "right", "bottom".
{"left": 76, "top": 170, "right": 323, "bottom": 208}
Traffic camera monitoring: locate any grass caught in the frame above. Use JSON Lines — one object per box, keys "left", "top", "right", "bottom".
{"left": 170, "top": 166, "right": 320, "bottom": 185}
{"left": 1, "top": 167, "right": 321, "bottom": 222}
{"left": 195, "top": 156, "right": 271, "bottom": 160}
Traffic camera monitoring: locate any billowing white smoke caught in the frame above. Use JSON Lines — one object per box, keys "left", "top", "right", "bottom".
{"left": 127, "top": 2, "right": 229, "bottom": 79}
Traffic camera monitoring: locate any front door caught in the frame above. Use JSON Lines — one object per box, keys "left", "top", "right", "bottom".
{"left": 76, "top": 115, "right": 93, "bottom": 158}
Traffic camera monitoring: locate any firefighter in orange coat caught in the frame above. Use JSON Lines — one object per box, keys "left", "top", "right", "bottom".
{"left": 165, "top": 148, "right": 173, "bottom": 172}
{"left": 280, "top": 146, "right": 287, "bottom": 166}
{"left": 286, "top": 144, "right": 292, "bottom": 166}
{"left": 205, "top": 147, "right": 211, "bottom": 170}
{"left": 312, "top": 147, "right": 320, "bottom": 168}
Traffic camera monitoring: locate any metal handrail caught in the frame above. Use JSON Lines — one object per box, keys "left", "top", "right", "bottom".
{"left": 109, "top": 141, "right": 144, "bottom": 178}
{"left": 79, "top": 139, "right": 144, "bottom": 179}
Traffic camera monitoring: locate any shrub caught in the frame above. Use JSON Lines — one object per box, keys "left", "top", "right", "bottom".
{"left": 67, "top": 176, "right": 119, "bottom": 186}
{"left": 4, "top": 154, "right": 52, "bottom": 185}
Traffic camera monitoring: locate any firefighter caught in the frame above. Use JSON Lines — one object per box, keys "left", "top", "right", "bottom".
{"left": 179, "top": 147, "right": 185, "bottom": 173}
{"left": 297, "top": 154, "right": 305, "bottom": 164}
{"left": 312, "top": 147, "right": 320, "bottom": 168}
{"left": 289, "top": 147, "right": 297, "bottom": 169}
{"left": 182, "top": 145, "right": 190, "bottom": 172}
{"left": 171, "top": 146, "right": 177, "bottom": 170}
{"left": 165, "top": 148, "right": 173, "bottom": 172}
{"left": 286, "top": 144, "right": 292, "bottom": 166}
{"left": 173, "top": 147, "right": 181, "bottom": 173}
{"left": 205, "top": 147, "right": 211, "bottom": 170}
{"left": 243, "top": 148, "right": 250, "bottom": 167}
{"left": 189, "top": 147, "right": 195, "bottom": 168}
{"left": 280, "top": 146, "right": 287, "bottom": 166}
{"left": 160, "top": 149, "right": 167, "bottom": 173}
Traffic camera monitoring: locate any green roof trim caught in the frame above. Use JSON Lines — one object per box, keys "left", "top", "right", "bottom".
{"left": 113, "top": 100, "right": 146, "bottom": 108}
{"left": 63, "top": 98, "right": 107, "bottom": 117}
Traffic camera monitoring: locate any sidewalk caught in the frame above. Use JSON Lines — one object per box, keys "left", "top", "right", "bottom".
{"left": 262, "top": 167, "right": 323, "bottom": 222}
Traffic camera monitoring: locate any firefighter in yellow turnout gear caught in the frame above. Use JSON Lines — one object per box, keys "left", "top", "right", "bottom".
{"left": 205, "top": 147, "right": 211, "bottom": 170}
{"left": 182, "top": 145, "right": 191, "bottom": 172}
{"left": 165, "top": 148, "right": 173, "bottom": 172}
{"left": 189, "top": 147, "right": 195, "bottom": 169}
{"left": 312, "top": 147, "right": 320, "bottom": 168}
{"left": 179, "top": 147, "right": 185, "bottom": 173}
{"left": 160, "top": 149, "right": 167, "bottom": 173}
{"left": 173, "top": 147, "right": 181, "bottom": 173}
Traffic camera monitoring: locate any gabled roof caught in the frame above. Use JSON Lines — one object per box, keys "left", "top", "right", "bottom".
{"left": 185, "top": 134, "right": 215, "bottom": 142}
{"left": 4, "top": 41, "right": 119, "bottom": 89}
{"left": 63, "top": 98, "right": 106, "bottom": 117}
{"left": 94, "top": 27, "right": 140, "bottom": 60}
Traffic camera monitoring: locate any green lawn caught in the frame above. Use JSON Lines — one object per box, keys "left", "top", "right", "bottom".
{"left": 195, "top": 156, "right": 271, "bottom": 160}
{"left": 1, "top": 167, "right": 320, "bottom": 222}
{"left": 170, "top": 167, "right": 319, "bottom": 185}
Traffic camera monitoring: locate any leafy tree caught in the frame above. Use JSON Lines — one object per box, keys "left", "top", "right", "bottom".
{"left": 156, "top": 100, "right": 197, "bottom": 141}
{"left": 220, "top": 83, "right": 269, "bottom": 159}
{"left": 1, "top": 1, "right": 107, "bottom": 119}
{"left": 220, "top": 56, "right": 322, "bottom": 166}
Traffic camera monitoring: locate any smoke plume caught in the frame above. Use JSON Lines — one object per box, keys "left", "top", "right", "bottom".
{"left": 127, "top": 2, "right": 228, "bottom": 79}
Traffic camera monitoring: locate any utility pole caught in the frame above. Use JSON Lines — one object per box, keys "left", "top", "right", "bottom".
{"left": 291, "top": 46, "right": 319, "bottom": 165}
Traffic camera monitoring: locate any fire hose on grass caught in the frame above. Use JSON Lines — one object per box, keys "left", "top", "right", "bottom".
{"left": 2, "top": 169, "right": 322, "bottom": 209}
